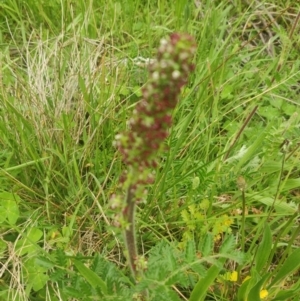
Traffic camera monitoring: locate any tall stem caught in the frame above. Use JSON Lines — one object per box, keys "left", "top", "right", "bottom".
{"left": 123, "top": 185, "right": 138, "bottom": 279}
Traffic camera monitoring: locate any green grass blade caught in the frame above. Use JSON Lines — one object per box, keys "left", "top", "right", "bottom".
{"left": 255, "top": 223, "right": 272, "bottom": 273}
{"left": 235, "top": 122, "right": 272, "bottom": 172}
{"left": 272, "top": 280, "right": 300, "bottom": 300}
{"left": 189, "top": 260, "right": 225, "bottom": 301}
{"left": 247, "top": 274, "right": 269, "bottom": 301}
{"left": 73, "top": 259, "right": 108, "bottom": 294}
{"left": 269, "top": 248, "right": 300, "bottom": 288}
{"left": 189, "top": 236, "right": 235, "bottom": 301}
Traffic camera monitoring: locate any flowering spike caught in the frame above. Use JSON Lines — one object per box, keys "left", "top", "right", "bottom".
{"left": 115, "top": 33, "right": 196, "bottom": 173}
{"left": 112, "top": 33, "right": 196, "bottom": 281}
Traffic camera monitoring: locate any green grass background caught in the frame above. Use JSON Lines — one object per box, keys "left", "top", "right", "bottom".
{"left": 0, "top": 0, "right": 299, "bottom": 300}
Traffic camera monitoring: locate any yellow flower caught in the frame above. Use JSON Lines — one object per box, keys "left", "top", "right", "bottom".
{"left": 242, "top": 277, "right": 268, "bottom": 300}
{"left": 223, "top": 271, "right": 238, "bottom": 282}
{"left": 229, "top": 271, "right": 238, "bottom": 282}
{"left": 260, "top": 289, "right": 268, "bottom": 299}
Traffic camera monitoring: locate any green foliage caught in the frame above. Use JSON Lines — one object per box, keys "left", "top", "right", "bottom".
{"left": 255, "top": 223, "right": 272, "bottom": 273}
{"left": 0, "top": 0, "right": 300, "bottom": 300}
{"left": 0, "top": 192, "right": 20, "bottom": 225}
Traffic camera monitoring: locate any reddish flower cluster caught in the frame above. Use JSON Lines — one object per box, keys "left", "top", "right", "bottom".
{"left": 112, "top": 33, "right": 196, "bottom": 280}
{"left": 115, "top": 33, "right": 196, "bottom": 176}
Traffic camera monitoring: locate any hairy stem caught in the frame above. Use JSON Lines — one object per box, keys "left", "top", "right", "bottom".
{"left": 123, "top": 185, "right": 138, "bottom": 278}
{"left": 241, "top": 189, "right": 246, "bottom": 253}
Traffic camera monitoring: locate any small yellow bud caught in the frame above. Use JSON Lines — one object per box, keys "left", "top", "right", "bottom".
{"left": 260, "top": 289, "right": 268, "bottom": 299}
{"left": 224, "top": 271, "right": 238, "bottom": 282}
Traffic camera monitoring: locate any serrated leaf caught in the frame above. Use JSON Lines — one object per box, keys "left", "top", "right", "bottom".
{"left": 55, "top": 248, "right": 67, "bottom": 266}
{"left": 63, "top": 287, "right": 82, "bottom": 298}
{"left": 49, "top": 268, "right": 65, "bottom": 282}
{"left": 35, "top": 256, "right": 55, "bottom": 269}
{"left": 146, "top": 282, "right": 181, "bottom": 301}
{"left": 181, "top": 209, "right": 190, "bottom": 222}
{"left": 185, "top": 240, "right": 196, "bottom": 263}
{"left": 166, "top": 247, "right": 177, "bottom": 271}
{"left": 190, "top": 263, "right": 206, "bottom": 277}
{"left": 73, "top": 259, "right": 107, "bottom": 294}
{"left": 220, "top": 235, "right": 235, "bottom": 254}
{"left": 255, "top": 223, "right": 272, "bottom": 273}
{"left": 188, "top": 204, "right": 196, "bottom": 215}
{"left": 198, "top": 233, "right": 213, "bottom": 257}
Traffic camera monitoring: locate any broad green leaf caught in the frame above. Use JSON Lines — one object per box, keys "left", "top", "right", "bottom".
{"left": 62, "top": 225, "right": 72, "bottom": 238}
{"left": 189, "top": 236, "right": 235, "bottom": 301}
{"left": 269, "top": 249, "right": 300, "bottom": 288}
{"left": 27, "top": 227, "right": 43, "bottom": 242}
{"left": 248, "top": 274, "right": 269, "bottom": 301}
{"left": 221, "top": 85, "right": 234, "bottom": 99}
{"left": 24, "top": 259, "right": 49, "bottom": 292}
{"left": 32, "top": 272, "right": 49, "bottom": 292}
{"left": 235, "top": 122, "right": 272, "bottom": 172}
{"left": 73, "top": 259, "right": 107, "bottom": 294}
{"left": 189, "top": 259, "right": 225, "bottom": 301}
{"left": 6, "top": 200, "right": 19, "bottom": 225}
{"left": 15, "top": 227, "right": 43, "bottom": 256}
{"left": 0, "top": 192, "right": 20, "bottom": 225}
{"left": 133, "top": 85, "right": 143, "bottom": 97}
{"left": 273, "top": 289, "right": 300, "bottom": 300}
{"left": 237, "top": 268, "right": 260, "bottom": 301}
{"left": 272, "top": 277, "right": 300, "bottom": 300}
{"left": 237, "top": 277, "right": 251, "bottom": 301}
{"left": 15, "top": 239, "right": 39, "bottom": 256}
{"left": 282, "top": 102, "right": 297, "bottom": 116}
{"left": 281, "top": 178, "right": 300, "bottom": 192}
{"left": 251, "top": 195, "right": 297, "bottom": 214}
{"left": 255, "top": 223, "right": 272, "bottom": 273}
{"left": 260, "top": 161, "right": 282, "bottom": 173}
{"left": 259, "top": 106, "right": 280, "bottom": 119}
